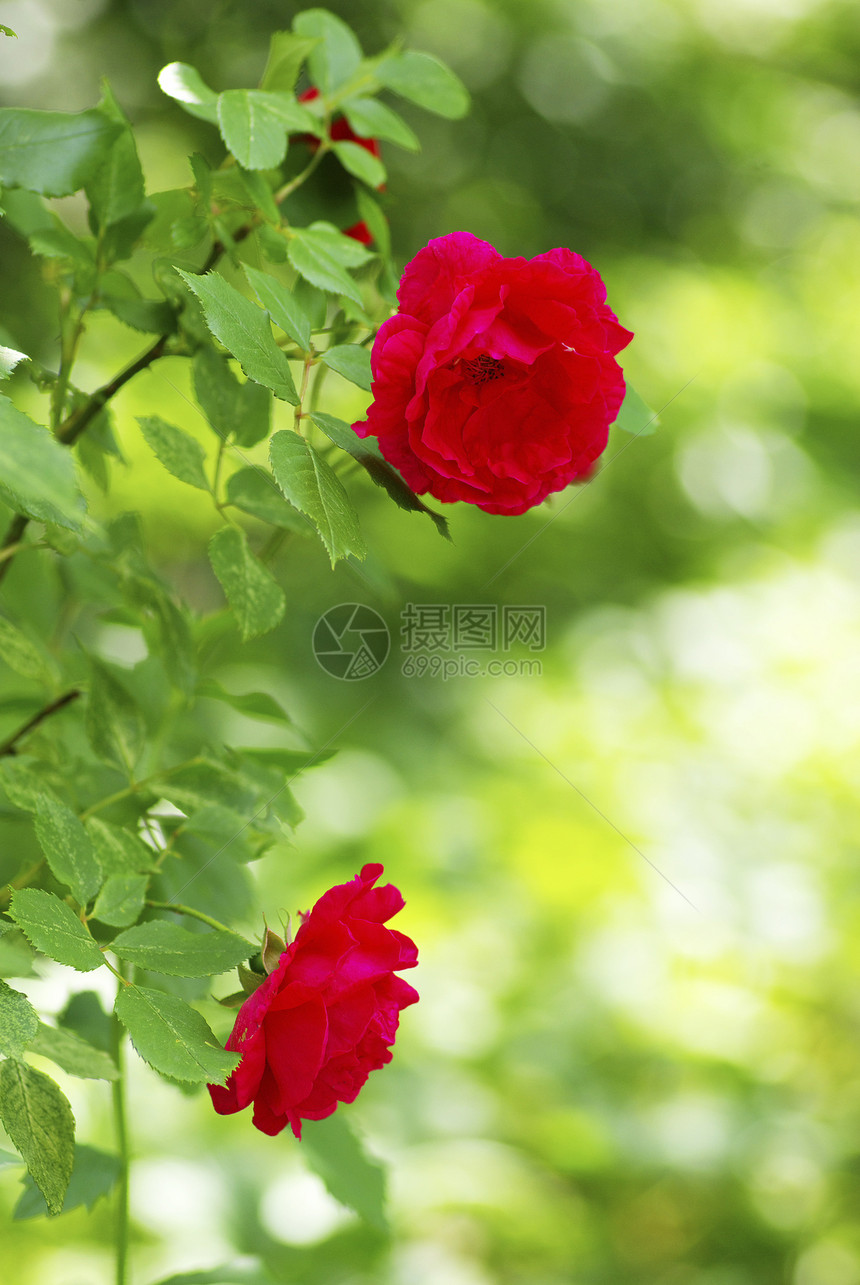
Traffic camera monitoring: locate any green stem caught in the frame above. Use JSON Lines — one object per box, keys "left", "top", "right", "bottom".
{"left": 145, "top": 900, "right": 235, "bottom": 934}
{"left": 78, "top": 755, "right": 206, "bottom": 821}
{"left": 111, "top": 964, "right": 131, "bottom": 1285}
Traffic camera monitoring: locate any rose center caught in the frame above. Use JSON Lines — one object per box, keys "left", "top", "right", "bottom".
{"left": 461, "top": 353, "right": 505, "bottom": 385}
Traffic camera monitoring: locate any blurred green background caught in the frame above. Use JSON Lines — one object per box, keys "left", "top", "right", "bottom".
{"left": 2, "top": 0, "right": 860, "bottom": 1282}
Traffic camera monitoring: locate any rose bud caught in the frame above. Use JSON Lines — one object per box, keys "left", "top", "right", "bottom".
{"left": 208, "top": 864, "right": 418, "bottom": 1139}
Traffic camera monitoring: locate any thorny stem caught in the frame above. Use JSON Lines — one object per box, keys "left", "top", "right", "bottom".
{"left": 0, "top": 689, "right": 81, "bottom": 757}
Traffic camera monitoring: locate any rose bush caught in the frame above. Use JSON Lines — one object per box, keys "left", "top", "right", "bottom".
{"left": 298, "top": 88, "right": 381, "bottom": 243}
{"left": 209, "top": 864, "right": 418, "bottom": 1139}
{"left": 353, "top": 231, "right": 634, "bottom": 515}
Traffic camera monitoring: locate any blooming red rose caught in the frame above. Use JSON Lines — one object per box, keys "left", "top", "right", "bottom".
{"left": 352, "top": 231, "right": 634, "bottom": 515}
{"left": 208, "top": 864, "right": 418, "bottom": 1139}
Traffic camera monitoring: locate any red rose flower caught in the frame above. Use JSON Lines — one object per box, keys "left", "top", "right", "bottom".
{"left": 209, "top": 864, "right": 418, "bottom": 1139}
{"left": 353, "top": 231, "right": 634, "bottom": 515}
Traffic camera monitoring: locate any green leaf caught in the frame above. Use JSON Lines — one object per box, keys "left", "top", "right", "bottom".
{"left": 13, "top": 1143, "right": 120, "bottom": 1221}
{"left": 33, "top": 796, "right": 102, "bottom": 906}
{"left": 157, "top": 63, "right": 219, "bottom": 124}
{"left": 111, "top": 920, "right": 253, "bottom": 977}
{"left": 321, "top": 343, "right": 373, "bottom": 391}
{"left": 331, "top": 140, "right": 386, "bottom": 189}
{"left": 0, "top": 25, "right": 17, "bottom": 38}
{"left": 0, "top": 108, "right": 121, "bottom": 197}
{"left": 151, "top": 759, "right": 258, "bottom": 816}
{"left": 0, "top": 616, "right": 58, "bottom": 686}
{"left": 0, "top": 345, "right": 28, "bottom": 380}
{"left": 0, "top": 980, "right": 38, "bottom": 1058}
{"left": 287, "top": 227, "right": 365, "bottom": 305}
{"left": 85, "top": 656, "right": 144, "bottom": 772}
{"left": 355, "top": 189, "right": 391, "bottom": 259}
{"left": 224, "top": 467, "right": 311, "bottom": 532}
{"left": 192, "top": 346, "right": 271, "bottom": 449}
{"left": 216, "top": 90, "right": 315, "bottom": 170}
{"left": 236, "top": 747, "right": 334, "bottom": 773}
{"left": 197, "top": 681, "right": 292, "bottom": 725}
{"left": 91, "top": 875, "right": 148, "bottom": 928}
{"left": 302, "top": 1113, "right": 387, "bottom": 1230}
{"left": 8, "top": 891, "right": 104, "bottom": 973}
{"left": 261, "top": 31, "right": 321, "bottom": 93}
{"left": 0, "top": 397, "right": 85, "bottom": 530}
{"left": 85, "top": 817, "right": 157, "bottom": 876}
{"left": 0, "top": 1149, "right": 23, "bottom": 1168}
{"left": 0, "top": 758, "right": 59, "bottom": 813}
{"left": 85, "top": 81, "right": 145, "bottom": 230}
{"left": 613, "top": 384, "right": 659, "bottom": 437}
{"left": 244, "top": 265, "right": 311, "bottom": 351}
{"left": 236, "top": 167, "right": 280, "bottom": 224}
{"left": 310, "top": 412, "right": 450, "bottom": 540}
{"left": 294, "top": 10, "right": 362, "bottom": 94}
{"left": 375, "top": 51, "right": 470, "bottom": 119}
{"left": 101, "top": 292, "right": 176, "bottom": 335}
{"left": 57, "top": 991, "right": 111, "bottom": 1053}
{"left": 28, "top": 1024, "right": 118, "bottom": 1081}
{"left": 342, "top": 96, "right": 420, "bottom": 151}
{"left": 137, "top": 414, "right": 210, "bottom": 491}
{"left": 0, "top": 1059, "right": 75, "bottom": 1216}
{"left": 114, "top": 985, "right": 239, "bottom": 1084}
{"left": 178, "top": 270, "right": 299, "bottom": 404}
{"left": 208, "top": 526, "right": 286, "bottom": 642}
{"left": 269, "top": 430, "right": 366, "bottom": 566}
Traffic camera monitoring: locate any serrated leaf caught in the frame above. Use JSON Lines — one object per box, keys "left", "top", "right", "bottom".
{"left": 85, "top": 656, "right": 144, "bottom": 772}
{"left": 244, "top": 265, "right": 311, "bottom": 351}
{"left": 302, "top": 1113, "right": 387, "bottom": 1230}
{"left": 33, "top": 797, "right": 102, "bottom": 906}
{"left": 114, "top": 985, "right": 239, "bottom": 1084}
{"left": 208, "top": 526, "right": 285, "bottom": 642}
{"left": 0, "top": 980, "right": 38, "bottom": 1058}
{"left": 261, "top": 31, "right": 321, "bottom": 94}
{"left": 0, "top": 616, "right": 57, "bottom": 686}
{"left": 151, "top": 759, "right": 258, "bottom": 816}
{"left": 9, "top": 891, "right": 103, "bottom": 972}
{"left": 342, "top": 96, "right": 419, "bottom": 151}
{"left": 613, "top": 383, "right": 659, "bottom": 437}
{"left": 269, "top": 430, "right": 365, "bottom": 565}
{"left": 321, "top": 343, "right": 373, "bottom": 390}
{"left": 178, "top": 271, "right": 299, "bottom": 405}
{"left": 13, "top": 1143, "right": 120, "bottom": 1221}
{"left": 0, "top": 758, "right": 58, "bottom": 813}
{"left": 157, "top": 63, "right": 219, "bottom": 124}
{"left": 0, "top": 345, "right": 28, "bottom": 380}
{"left": 286, "top": 228, "right": 364, "bottom": 305}
{"left": 294, "top": 10, "right": 362, "bottom": 94}
{"left": 137, "top": 414, "right": 210, "bottom": 491}
{"left": 224, "top": 466, "right": 311, "bottom": 532}
{"left": 216, "top": 90, "right": 315, "bottom": 170}
{"left": 0, "top": 108, "right": 121, "bottom": 197}
{"left": 375, "top": 51, "right": 470, "bottom": 119}
{"left": 91, "top": 875, "right": 148, "bottom": 928}
{"left": 0, "top": 397, "right": 85, "bottom": 530}
{"left": 101, "top": 292, "right": 176, "bottom": 334}
{"left": 192, "top": 347, "right": 271, "bottom": 450}
{"left": 197, "top": 681, "right": 292, "bottom": 725}
{"left": 310, "top": 412, "right": 450, "bottom": 539}
{"left": 28, "top": 1023, "right": 118, "bottom": 1081}
{"left": 85, "top": 817, "right": 157, "bottom": 876}
{"left": 111, "top": 920, "right": 253, "bottom": 977}
{"left": 236, "top": 167, "right": 280, "bottom": 224}
{"left": 331, "top": 140, "right": 386, "bottom": 189}
{"left": 85, "top": 82, "right": 145, "bottom": 230}
{"left": 0, "top": 1059, "right": 75, "bottom": 1216}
